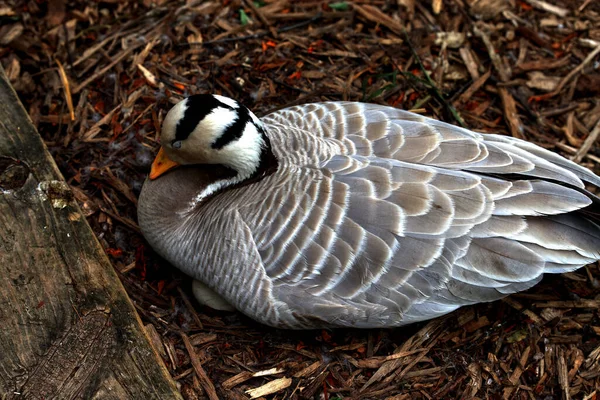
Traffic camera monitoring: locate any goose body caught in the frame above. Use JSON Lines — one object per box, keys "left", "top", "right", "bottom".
{"left": 138, "top": 94, "right": 600, "bottom": 329}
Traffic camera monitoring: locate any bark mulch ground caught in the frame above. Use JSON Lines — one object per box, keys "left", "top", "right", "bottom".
{"left": 1, "top": 0, "right": 600, "bottom": 398}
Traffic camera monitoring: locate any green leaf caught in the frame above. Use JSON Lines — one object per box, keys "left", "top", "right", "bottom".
{"left": 239, "top": 9, "right": 250, "bottom": 25}
{"left": 506, "top": 329, "right": 528, "bottom": 343}
{"left": 253, "top": 0, "right": 265, "bottom": 7}
{"left": 329, "top": 2, "right": 349, "bottom": 11}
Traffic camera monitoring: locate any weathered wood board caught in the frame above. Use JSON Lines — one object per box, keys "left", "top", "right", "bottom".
{"left": 0, "top": 66, "right": 182, "bottom": 399}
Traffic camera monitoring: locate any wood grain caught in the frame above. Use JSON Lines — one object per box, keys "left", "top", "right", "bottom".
{"left": 0, "top": 66, "right": 182, "bottom": 399}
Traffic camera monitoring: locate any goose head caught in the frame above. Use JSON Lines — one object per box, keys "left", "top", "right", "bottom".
{"left": 150, "top": 94, "right": 272, "bottom": 182}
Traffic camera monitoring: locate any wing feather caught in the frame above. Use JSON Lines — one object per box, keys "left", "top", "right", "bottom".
{"left": 215, "top": 102, "right": 600, "bottom": 327}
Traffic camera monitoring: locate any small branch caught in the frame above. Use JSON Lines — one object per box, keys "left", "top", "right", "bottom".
{"left": 181, "top": 333, "right": 219, "bottom": 400}
{"left": 572, "top": 120, "right": 600, "bottom": 164}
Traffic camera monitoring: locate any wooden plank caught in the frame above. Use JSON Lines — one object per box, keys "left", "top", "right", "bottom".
{"left": 0, "top": 66, "right": 182, "bottom": 399}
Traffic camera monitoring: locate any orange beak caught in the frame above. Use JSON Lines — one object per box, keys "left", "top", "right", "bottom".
{"left": 149, "top": 147, "right": 180, "bottom": 180}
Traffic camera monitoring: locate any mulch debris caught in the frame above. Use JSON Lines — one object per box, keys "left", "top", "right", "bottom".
{"left": 1, "top": 0, "right": 600, "bottom": 398}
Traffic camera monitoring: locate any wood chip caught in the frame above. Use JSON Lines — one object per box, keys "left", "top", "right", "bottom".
{"left": 4, "top": 57, "right": 20, "bottom": 82}
{"left": 55, "top": 59, "right": 74, "bottom": 121}
{"left": 534, "top": 300, "right": 600, "bottom": 308}
{"left": 293, "top": 361, "right": 323, "bottom": 378}
{"left": 523, "top": 0, "right": 568, "bottom": 17}
{"left": 463, "top": 316, "right": 491, "bottom": 333}
{"left": 302, "top": 70, "right": 326, "bottom": 79}
{"left": 189, "top": 333, "right": 217, "bottom": 346}
{"left": 435, "top": 32, "right": 465, "bottom": 49}
{"left": 253, "top": 367, "right": 285, "bottom": 377}
{"left": 137, "top": 64, "right": 161, "bottom": 87}
{"left": 144, "top": 323, "right": 167, "bottom": 359}
{"left": 509, "top": 346, "right": 531, "bottom": 385}
{"left": 362, "top": 320, "right": 443, "bottom": 390}
{"left": 498, "top": 87, "right": 525, "bottom": 139}
{"left": 470, "top": 0, "right": 509, "bottom": 20}
{"left": 215, "top": 49, "right": 241, "bottom": 67}
{"left": 328, "top": 342, "right": 367, "bottom": 352}
{"left": 516, "top": 56, "right": 570, "bottom": 72}
{"left": 0, "top": 6, "right": 15, "bottom": 16}
{"left": 403, "top": 366, "right": 443, "bottom": 379}
{"left": 0, "top": 22, "right": 23, "bottom": 45}
{"left": 82, "top": 105, "right": 121, "bottom": 141}
{"left": 309, "top": 49, "right": 360, "bottom": 58}
{"left": 466, "top": 363, "right": 482, "bottom": 398}
{"left": 567, "top": 348, "right": 585, "bottom": 382}
{"left": 459, "top": 47, "right": 480, "bottom": 80}
{"left": 583, "top": 391, "right": 598, "bottom": 400}
{"left": 355, "top": 348, "right": 428, "bottom": 369}
{"left": 222, "top": 371, "right": 253, "bottom": 390}
{"left": 456, "top": 69, "right": 491, "bottom": 104}
{"left": 245, "top": 377, "right": 292, "bottom": 399}
{"left": 354, "top": 4, "right": 403, "bottom": 36}
{"left": 526, "top": 71, "right": 560, "bottom": 92}
{"left": 557, "top": 347, "right": 571, "bottom": 400}
{"left": 181, "top": 333, "right": 219, "bottom": 400}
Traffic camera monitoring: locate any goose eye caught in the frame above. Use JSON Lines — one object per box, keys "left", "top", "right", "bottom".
{"left": 172, "top": 140, "right": 182, "bottom": 149}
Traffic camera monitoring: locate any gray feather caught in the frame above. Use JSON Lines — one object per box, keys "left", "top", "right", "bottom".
{"left": 138, "top": 100, "right": 600, "bottom": 329}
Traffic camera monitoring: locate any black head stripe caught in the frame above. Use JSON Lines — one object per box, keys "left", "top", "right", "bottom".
{"left": 175, "top": 94, "right": 235, "bottom": 142}
{"left": 211, "top": 105, "right": 252, "bottom": 149}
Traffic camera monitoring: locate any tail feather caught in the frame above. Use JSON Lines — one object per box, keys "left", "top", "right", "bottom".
{"left": 508, "top": 214, "right": 600, "bottom": 260}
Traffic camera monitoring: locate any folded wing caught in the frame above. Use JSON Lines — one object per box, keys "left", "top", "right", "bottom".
{"left": 244, "top": 103, "right": 600, "bottom": 328}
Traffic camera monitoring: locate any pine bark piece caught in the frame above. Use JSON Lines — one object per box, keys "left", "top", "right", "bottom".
{"left": 181, "top": 333, "right": 219, "bottom": 400}
{"left": 0, "top": 65, "right": 181, "bottom": 399}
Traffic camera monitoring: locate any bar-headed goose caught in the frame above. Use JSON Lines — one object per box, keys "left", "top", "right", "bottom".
{"left": 138, "top": 94, "right": 600, "bottom": 329}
